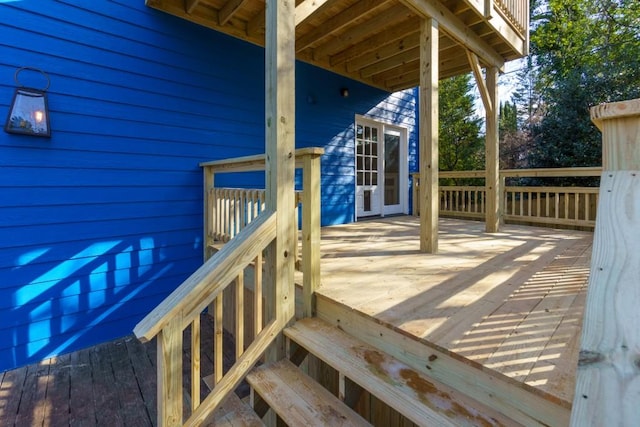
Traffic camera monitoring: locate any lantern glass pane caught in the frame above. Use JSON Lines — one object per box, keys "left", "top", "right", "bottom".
{"left": 5, "top": 88, "right": 50, "bottom": 137}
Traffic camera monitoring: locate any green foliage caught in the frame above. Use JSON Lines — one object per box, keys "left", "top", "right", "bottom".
{"left": 438, "top": 74, "right": 484, "bottom": 174}
{"left": 499, "top": 101, "right": 518, "bottom": 135}
{"left": 527, "top": 0, "right": 640, "bottom": 168}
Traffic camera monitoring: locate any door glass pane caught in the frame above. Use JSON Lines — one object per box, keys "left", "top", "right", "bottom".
{"left": 384, "top": 131, "right": 400, "bottom": 206}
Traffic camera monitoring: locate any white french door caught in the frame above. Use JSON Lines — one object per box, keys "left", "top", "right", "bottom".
{"left": 355, "top": 118, "right": 407, "bottom": 218}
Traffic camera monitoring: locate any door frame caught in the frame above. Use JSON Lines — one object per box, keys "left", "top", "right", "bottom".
{"left": 355, "top": 115, "right": 408, "bottom": 220}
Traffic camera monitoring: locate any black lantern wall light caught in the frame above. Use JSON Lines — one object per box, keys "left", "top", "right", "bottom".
{"left": 4, "top": 67, "right": 51, "bottom": 137}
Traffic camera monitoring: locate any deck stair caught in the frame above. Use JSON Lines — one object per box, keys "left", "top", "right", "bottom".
{"left": 203, "top": 392, "right": 266, "bottom": 426}
{"left": 247, "top": 359, "right": 372, "bottom": 426}
{"left": 281, "top": 317, "right": 519, "bottom": 427}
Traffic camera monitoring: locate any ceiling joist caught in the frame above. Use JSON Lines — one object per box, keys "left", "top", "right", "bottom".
{"left": 219, "top": 0, "right": 249, "bottom": 26}
{"left": 295, "top": 0, "right": 333, "bottom": 27}
{"left": 399, "top": 0, "right": 504, "bottom": 69}
{"left": 147, "top": 0, "right": 528, "bottom": 92}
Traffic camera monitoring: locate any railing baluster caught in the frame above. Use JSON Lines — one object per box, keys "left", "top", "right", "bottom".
{"left": 254, "top": 251, "right": 263, "bottom": 337}
{"left": 191, "top": 316, "right": 200, "bottom": 412}
{"left": 585, "top": 193, "right": 590, "bottom": 221}
{"left": 235, "top": 272, "right": 244, "bottom": 358}
{"left": 546, "top": 192, "right": 550, "bottom": 218}
{"left": 214, "top": 294, "right": 223, "bottom": 384}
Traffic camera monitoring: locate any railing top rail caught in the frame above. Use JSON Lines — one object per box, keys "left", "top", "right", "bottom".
{"left": 414, "top": 167, "right": 602, "bottom": 180}
{"left": 504, "top": 185, "right": 600, "bottom": 192}
{"left": 199, "top": 147, "right": 324, "bottom": 172}
{"left": 501, "top": 167, "right": 602, "bottom": 178}
{"left": 133, "top": 211, "right": 277, "bottom": 342}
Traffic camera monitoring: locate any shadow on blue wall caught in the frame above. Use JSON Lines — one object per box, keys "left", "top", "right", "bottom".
{"left": 0, "top": 233, "right": 201, "bottom": 371}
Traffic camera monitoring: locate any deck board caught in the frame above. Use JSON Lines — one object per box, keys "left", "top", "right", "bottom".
{"left": 316, "top": 217, "right": 592, "bottom": 406}
{"left": 1, "top": 314, "right": 246, "bottom": 427}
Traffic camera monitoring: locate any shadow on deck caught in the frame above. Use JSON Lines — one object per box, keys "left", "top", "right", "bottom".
{"left": 0, "top": 217, "right": 592, "bottom": 425}
{"left": 316, "top": 216, "right": 592, "bottom": 405}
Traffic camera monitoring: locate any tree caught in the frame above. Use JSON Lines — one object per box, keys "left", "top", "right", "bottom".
{"left": 438, "top": 74, "right": 484, "bottom": 172}
{"left": 499, "top": 100, "right": 533, "bottom": 169}
{"left": 527, "top": 0, "right": 640, "bottom": 168}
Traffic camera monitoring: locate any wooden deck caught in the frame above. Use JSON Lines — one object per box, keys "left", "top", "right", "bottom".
{"left": 315, "top": 216, "right": 592, "bottom": 406}
{"left": 1, "top": 217, "right": 591, "bottom": 425}
{"left": 0, "top": 314, "right": 245, "bottom": 427}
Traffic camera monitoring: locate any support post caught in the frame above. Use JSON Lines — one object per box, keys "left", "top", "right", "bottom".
{"left": 302, "top": 152, "right": 322, "bottom": 317}
{"left": 264, "top": 0, "right": 296, "bottom": 362}
{"left": 203, "top": 166, "right": 214, "bottom": 260}
{"left": 419, "top": 16, "right": 439, "bottom": 253}
{"left": 485, "top": 66, "right": 500, "bottom": 232}
{"left": 571, "top": 98, "right": 640, "bottom": 426}
{"left": 157, "top": 319, "right": 183, "bottom": 427}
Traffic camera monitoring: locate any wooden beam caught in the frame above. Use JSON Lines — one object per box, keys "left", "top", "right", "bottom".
{"left": 295, "top": 0, "right": 332, "bottom": 27}
{"left": 419, "top": 17, "right": 439, "bottom": 253}
{"left": 571, "top": 98, "right": 640, "bottom": 427}
{"left": 247, "top": 9, "right": 265, "bottom": 37}
{"left": 264, "top": 0, "right": 296, "bottom": 361}
{"left": 346, "top": 30, "right": 421, "bottom": 73}
{"left": 184, "top": 0, "right": 200, "bottom": 14}
{"left": 219, "top": 0, "right": 248, "bottom": 26}
{"left": 330, "top": 17, "right": 421, "bottom": 66}
{"left": 400, "top": 0, "right": 504, "bottom": 69}
{"left": 360, "top": 46, "right": 420, "bottom": 78}
{"left": 484, "top": 66, "right": 500, "bottom": 232}
{"left": 147, "top": 0, "right": 262, "bottom": 46}
{"left": 311, "top": 3, "right": 411, "bottom": 59}
{"left": 296, "top": 0, "right": 391, "bottom": 52}
{"left": 467, "top": 51, "right": 493, "bottom": 115}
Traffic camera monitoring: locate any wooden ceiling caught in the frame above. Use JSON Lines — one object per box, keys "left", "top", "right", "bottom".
{"left": 146, "top": 0, "right": 528, "bottom": 92}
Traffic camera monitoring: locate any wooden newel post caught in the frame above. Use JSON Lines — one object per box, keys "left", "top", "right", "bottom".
{"left": 571, "top": 98, "right": 640, "bottom": 426}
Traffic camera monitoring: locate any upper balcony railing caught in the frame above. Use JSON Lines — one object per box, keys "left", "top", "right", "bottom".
{"left": 494, "top": 0, "right": 529, "bottom": 35}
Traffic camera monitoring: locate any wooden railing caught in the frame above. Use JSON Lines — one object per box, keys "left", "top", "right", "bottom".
{"left": 134, "top": 212, "right": 279, "bottom": 426}
{"left": 208, "top": 188, "right": 302, "bottom": 244}
{"left": 494, "top": 0, "right": 529, "bottom": 35}
{"left": 201, "top": 147, "right": 323, "bottom": 317}
{"left": 133, "top": 148, "right": 323, "bottom": 426}
{"left": 413, "top": 167, "right": 602, "bottom": 229}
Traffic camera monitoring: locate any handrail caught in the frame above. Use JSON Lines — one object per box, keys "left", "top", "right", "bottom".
{"left": 199, "top": 147, "right": 324, "bottom": 171}
{"left": 133, "top": 211, "right": 277, "bottom": 426}
{"left": 134, "top": 211, "right": 276, "bottom": 342}
{"left": 202, "top": 148, "right": 324, "bottom": 318}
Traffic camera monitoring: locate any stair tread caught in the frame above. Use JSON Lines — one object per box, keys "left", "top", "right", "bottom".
{"left": 203, "top": 392, "right": 265, "bottom": 427}
{"left": 247, "top": 359, "right": 372, "bottom": 427}
{"left": 285, "top": 317, "right": 514, "bottom": 427}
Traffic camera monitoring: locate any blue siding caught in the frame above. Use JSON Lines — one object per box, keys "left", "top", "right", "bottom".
{"left": 0, "top": 0, "right": 417, "bottom": 371}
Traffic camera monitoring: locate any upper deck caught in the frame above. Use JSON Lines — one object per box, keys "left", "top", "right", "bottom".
{"left": 145, "top": 0, "right": 529, "bottom": 91}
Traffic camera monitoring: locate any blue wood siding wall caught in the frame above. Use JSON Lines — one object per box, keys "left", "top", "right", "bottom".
{"left": 0, "top": 0, "right": 417, "bottom": 371}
